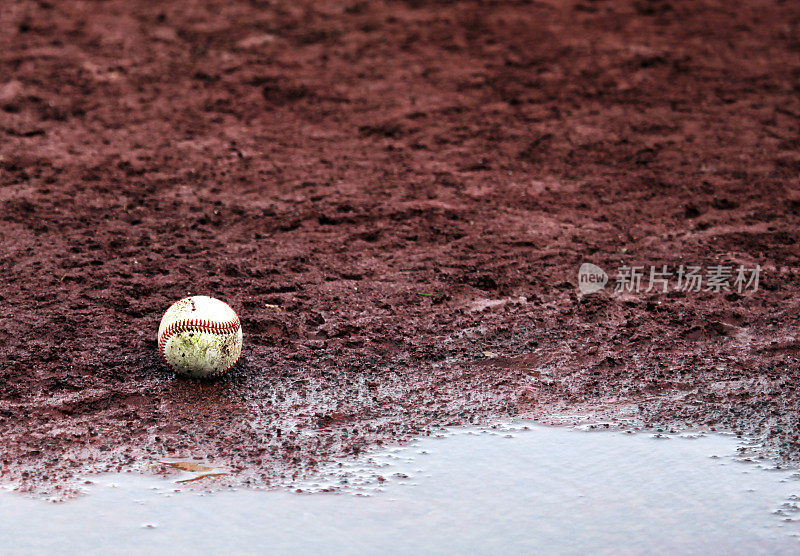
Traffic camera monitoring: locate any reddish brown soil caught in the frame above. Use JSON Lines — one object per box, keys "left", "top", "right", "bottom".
{"left": 1, "top": 0, "right": 800, "bottom": 494}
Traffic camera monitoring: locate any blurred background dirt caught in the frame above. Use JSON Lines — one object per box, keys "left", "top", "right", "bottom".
{"left": 1, "top": 0, "right": 799, "bottom": 493}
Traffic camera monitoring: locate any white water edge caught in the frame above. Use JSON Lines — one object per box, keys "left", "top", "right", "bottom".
{"left": 2, "top": 423, "right": 800, "bottom": 555}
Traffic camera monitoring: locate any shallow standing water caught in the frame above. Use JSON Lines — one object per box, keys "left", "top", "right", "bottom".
{"left": 2, "top": 424, "right": 799, "bottom": 555}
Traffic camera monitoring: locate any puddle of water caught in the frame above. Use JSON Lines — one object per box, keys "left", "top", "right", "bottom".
{"left": 1, "top": 424, "right": 799, "bottom": 555}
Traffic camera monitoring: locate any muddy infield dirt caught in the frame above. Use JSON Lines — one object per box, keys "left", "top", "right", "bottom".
{"left": 1, "top": 0, "right": 799, "bottom": 495}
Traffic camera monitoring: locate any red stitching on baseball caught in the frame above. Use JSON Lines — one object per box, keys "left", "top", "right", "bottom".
{"left": 159, "top": 315, "right": 241, "bottom": 372}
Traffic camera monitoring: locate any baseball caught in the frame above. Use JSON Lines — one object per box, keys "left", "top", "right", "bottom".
{"left": 158, "top": 296, "right": 243, "bottom": 378}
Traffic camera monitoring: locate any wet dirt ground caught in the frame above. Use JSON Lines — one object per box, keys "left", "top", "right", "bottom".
{"left": 1, "top": 0, "right": 799, "bottom": 494}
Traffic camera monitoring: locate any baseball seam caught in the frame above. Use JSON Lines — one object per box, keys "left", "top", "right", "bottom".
{"left": 158, "top": 316, "right": 241, "bottom": 374}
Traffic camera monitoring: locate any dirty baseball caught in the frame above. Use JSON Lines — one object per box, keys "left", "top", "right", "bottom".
{"left": 158, "top": 296, "right": 242, "bottom": 378}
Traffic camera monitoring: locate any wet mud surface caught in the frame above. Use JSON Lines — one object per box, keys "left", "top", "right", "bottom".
{"left": 1, "top": 0, "right": 799, "bottom": 494}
